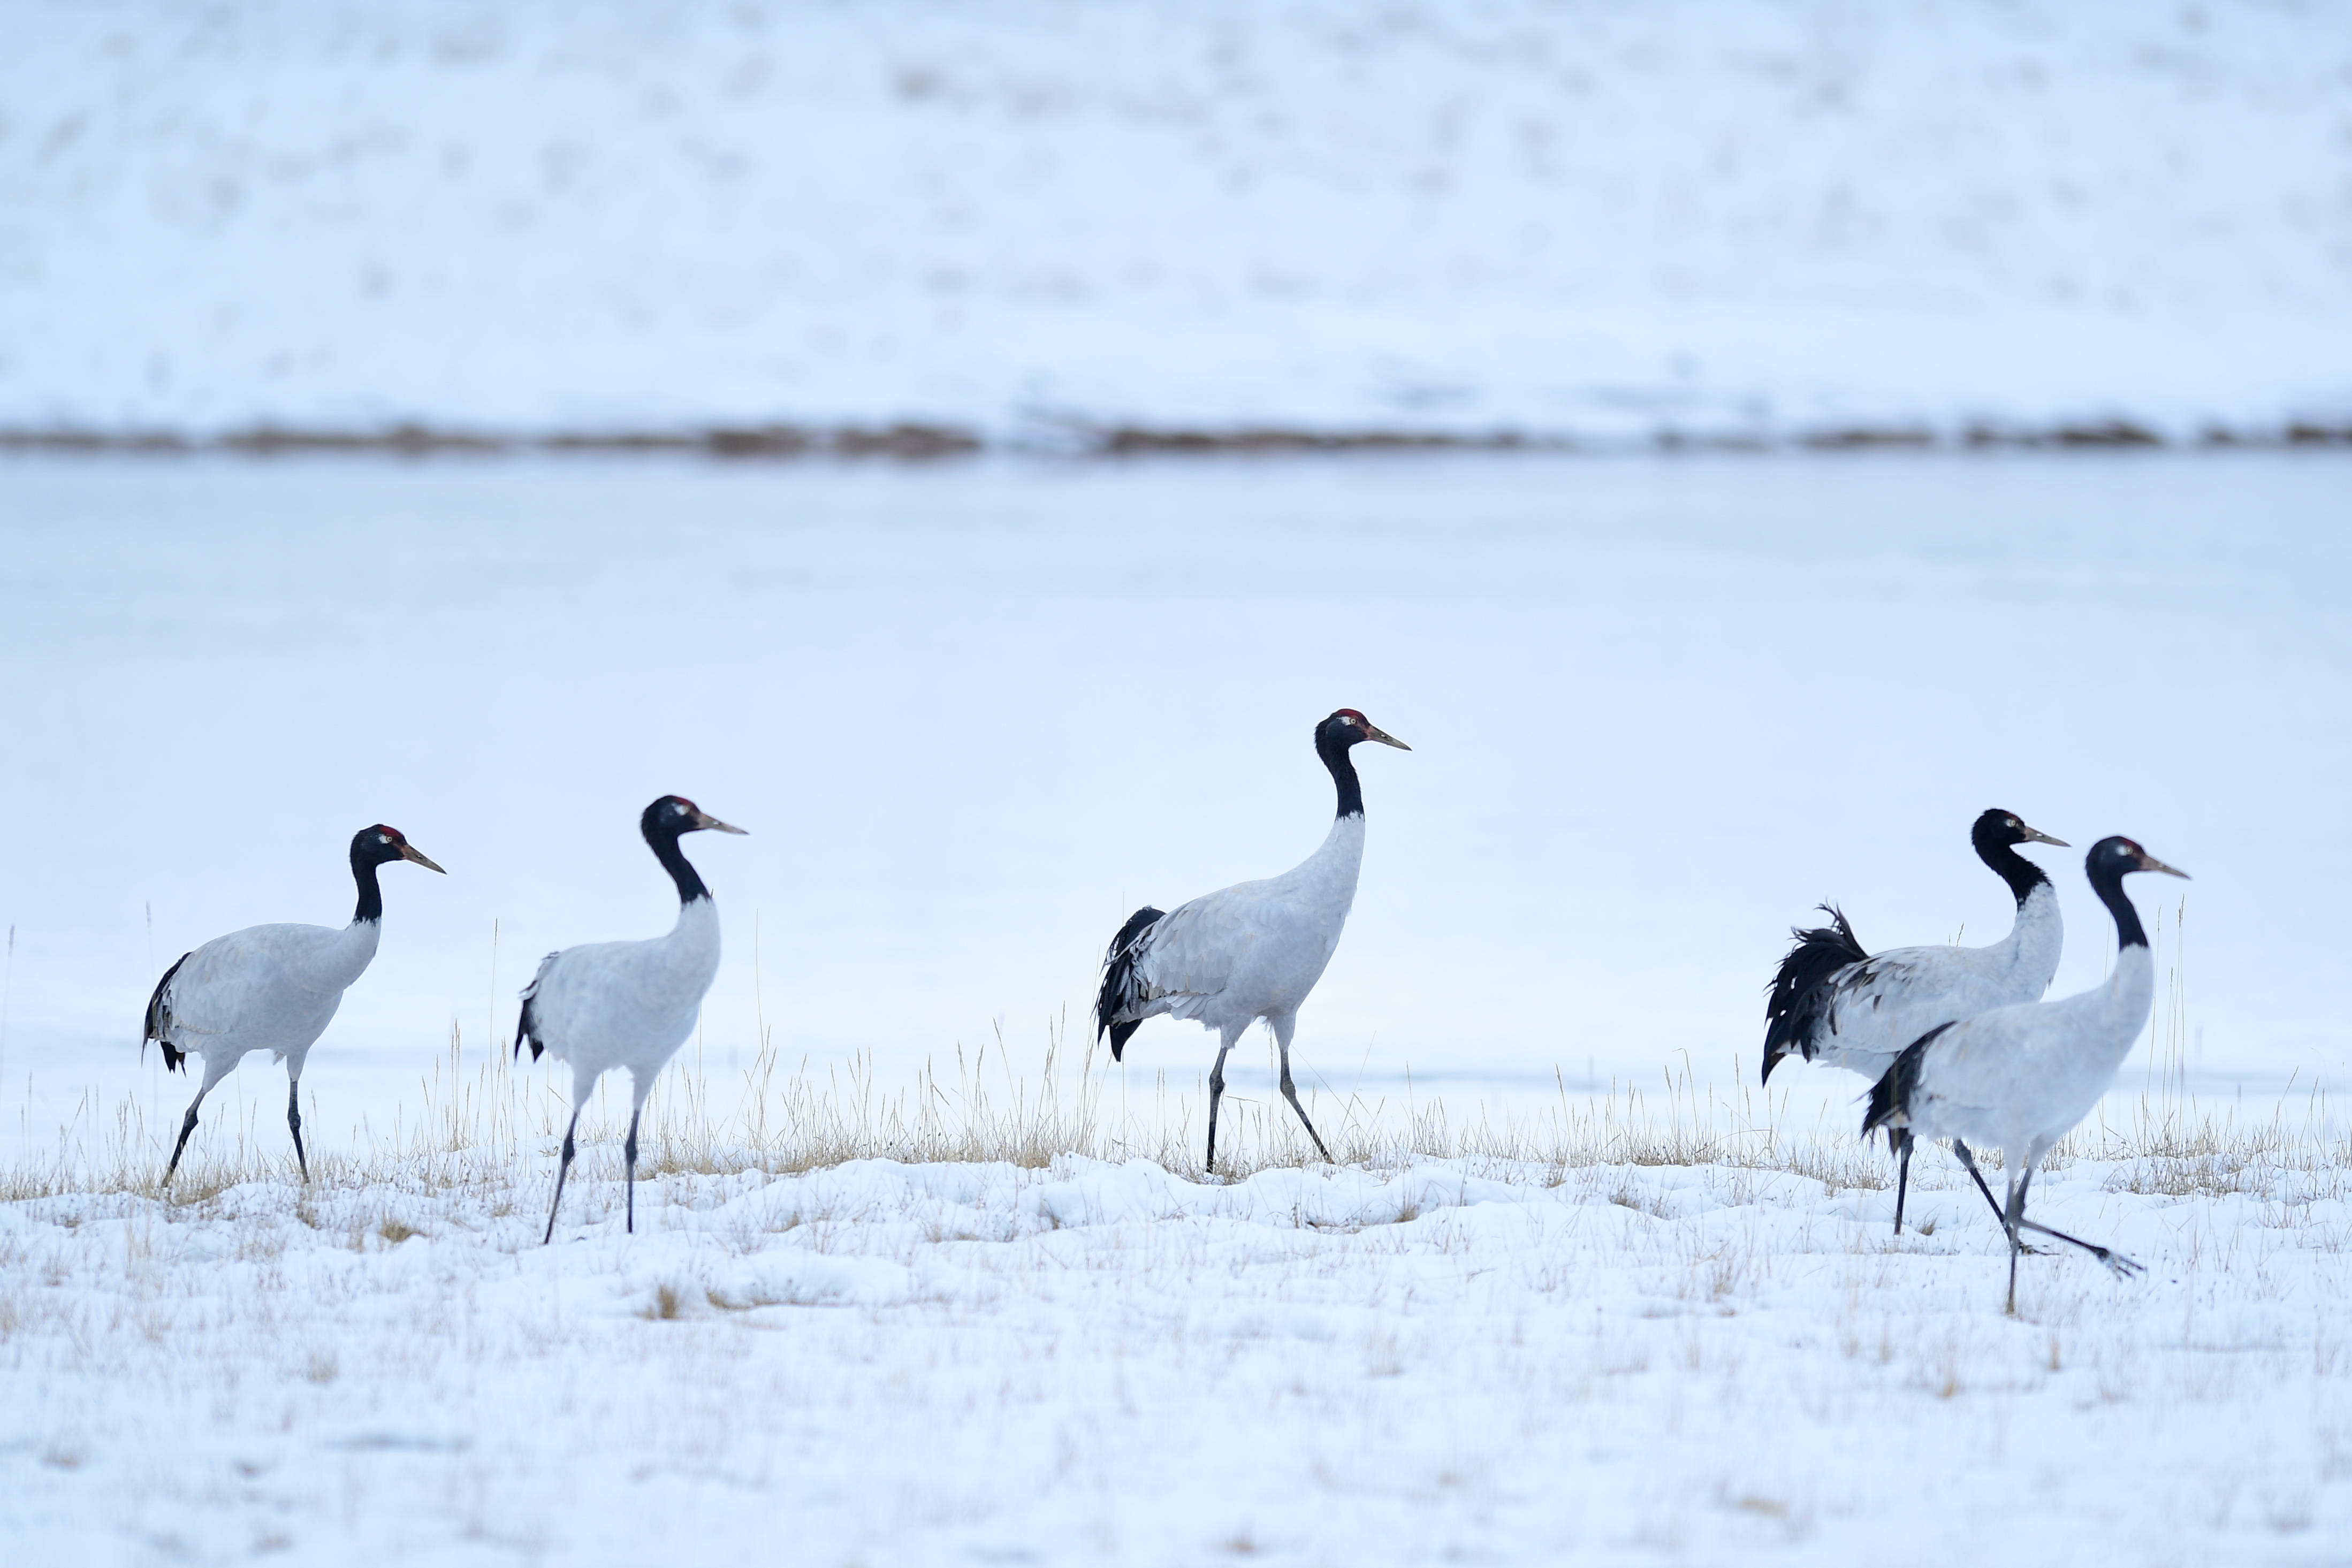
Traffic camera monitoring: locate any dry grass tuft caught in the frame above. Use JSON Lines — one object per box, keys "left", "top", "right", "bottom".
{"left": 3, "top": 997, "right": 2339, "bottom": 1218}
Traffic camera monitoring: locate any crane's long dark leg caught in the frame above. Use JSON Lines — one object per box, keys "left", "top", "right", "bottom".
{"left": 1270, "top": 1015, "right": 1331, "bottom": 1164}
{"left": 164, "top": 1097, "right": 205, "bottom": 1184}
{"left": 1953, "top": 1140, "right": 2030, "bottom": 1306}
{"left": 2003, "top": 1170, "right": 2025, "bottom": 1313}
{"left": 1950, "top": 1139, "right": 2013, "bottom": 1227}
{"left": 624, "top": 1106, "right": 641, "bottom": 1236}
{"left": 2007, "top": 1166, "right": 2144, "bottom": 1280}
{"left": 543, "top": 1107, "right": 582, "bottom": 1246}
{"left": 1948, "top": 1139, "right": 2044, "bottom": 1254}
{"left": 1204, "top": 1031, "right": 1239, "bottom": 1174}
{"left": 286, "top": 1074, "right": 310, "bottom": 1183}
{"left": 1892, "top": 1128, "right": 1912, "bottom": 1234}
{"left": 1884, "top": 1128, "right": 2007, "bottom": 1231}
{"left": 163, "top": 1059, "right": 233, "bottom": 1185}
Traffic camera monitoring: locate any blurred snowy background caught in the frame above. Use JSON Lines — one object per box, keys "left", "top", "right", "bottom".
{"left": 2, "top": 2, "right": 2349, "bottom": 1160}
{"left": 4, "top": 0, "right": 2350, "bottom": 445}
{"left": 10, "top": 13, "right": 2352, "bottom": 1563}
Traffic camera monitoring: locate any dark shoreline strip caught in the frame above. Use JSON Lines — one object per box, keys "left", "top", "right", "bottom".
{"left": 1, "top": 418, "right": 2348, "bottom": 459}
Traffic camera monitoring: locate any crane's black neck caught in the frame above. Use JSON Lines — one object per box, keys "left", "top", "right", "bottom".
{"left": 2088, "top": 858, "right": 2149, "bottom": 951}
{"left": 1974, "top": 834, "right": 2051, "bottom": 908}
{"left": 346, "top": 846, "right": 388, "bottom": 931}
{"left": 646, "top": 823, "right": 711, "bottom": 904}
{"left": 350, "top": 853, "right": 385, "bottom": 926}
{"left": 1316, "top": 726, "right": 1364, "bottom": 819}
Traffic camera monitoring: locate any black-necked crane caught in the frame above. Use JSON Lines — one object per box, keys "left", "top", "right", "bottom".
{"left": 142, "top": 825, "right": 445, "bottom": 1183}
{"left": 516, "top": 795, "right": 744, "bottom": 1243}
{"left": 1763, "top": 808, "right": 2068, "bottom": 1231}
{"left": 1094, "top": 709, "right": 1409, "bottom": 1173}
{"left": 1866, "top": 835, "right": 2186, "bottom": 1312}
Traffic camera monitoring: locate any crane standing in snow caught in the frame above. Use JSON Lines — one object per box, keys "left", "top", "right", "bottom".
{"left": 143, "top": 825, "right": 446, "bottom": 1183}
{"left": 1763, "top": 809, "right": 2069, "bottom": 1231}
{"left": 1094, "top": 709, "right": 1409, "bottom": 1173}
{"left": 1866, "top": 835, "right": 2186, "bottom": 1311}
{"left": 516, "top": 796, "right": 745, "bottom": 1243}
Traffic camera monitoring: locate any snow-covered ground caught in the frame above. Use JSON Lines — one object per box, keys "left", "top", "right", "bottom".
{"left": 5, "top": 1107, "right": 2349, "bottom": 1564}
{"left": 5, "top": 1, "right": 2350, "bottom": 443}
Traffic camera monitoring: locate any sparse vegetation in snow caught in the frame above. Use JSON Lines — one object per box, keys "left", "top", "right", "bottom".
{"left": 2, "top": 1049, "right": 2346, "bottom": 1563}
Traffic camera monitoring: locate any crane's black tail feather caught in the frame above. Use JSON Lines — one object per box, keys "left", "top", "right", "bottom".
{"left": 514, "top": 953, "right": 558, "bottom": 1062}
{"left": 1761, "top": 904, "right": 1867, "bottom": 1084}
{"left": 1863, "top": 1021, "right": 1953, "bottom": 1139}
{"left": 1094, "top": 906, "right": 1164, "bottom": 1063}
{"left": 143, "top": 952, "right": 191, "bottom": 1073}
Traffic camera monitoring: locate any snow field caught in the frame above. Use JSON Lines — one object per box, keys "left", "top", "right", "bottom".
{"left": 4, "top": 1067, "right": 2349, "bottom": 1565}
{"left": 5, "top": 1, "right": 2350, "bottom": 441}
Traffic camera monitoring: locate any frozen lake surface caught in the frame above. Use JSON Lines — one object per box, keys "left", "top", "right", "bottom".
{"left": 0, "top": 452, "right": 2347, "bottom": 1163}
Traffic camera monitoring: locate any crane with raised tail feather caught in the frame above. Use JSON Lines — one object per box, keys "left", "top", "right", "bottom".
{"left": 1763, "top": 808, "right": 2068, "bottom": 1232}
{"left": 1094, "top": 709, "right": 1409, "bottom": 1173}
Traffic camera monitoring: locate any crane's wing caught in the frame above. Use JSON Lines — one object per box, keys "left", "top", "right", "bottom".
{"left": 1910, "top": 1001, "right": 2049, "bottom": 1116}
{"left": 514, "top": 938, "right": 659, "bottom": 1058}
{"left": 1822, "top": 939, "right": 2033, "bottom": 1059}
{"left": 150, "top": 925, "right": 330, "bottom": 1044}
{"left": 1132, "top": 878, "right": 1286, "bottom": 1010}
{"left": 1830, "top": 944, "right": 1961, "bottom": 1018}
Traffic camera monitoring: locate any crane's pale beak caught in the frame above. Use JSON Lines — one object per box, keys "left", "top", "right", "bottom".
{"left": 692, "top": 810, "right": 749, "bottom": 835}
{"left": 2137, "top": 852, "right": 2190, "bottom": 879}
{"left": 398, "top": 844, "right": 447, "bottom": 874}
{"left": 1363, "top": 724, "right": 1411, "bottom": 751}
{"left": 2020, "top": 826, "right": 2069, "bottom": 847}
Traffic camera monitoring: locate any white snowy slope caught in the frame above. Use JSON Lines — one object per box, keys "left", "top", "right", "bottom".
{"left": 2, "top": 1151, "right": 2347, "bottom": 1562}
{"left": 2, "top": 0, "right": 2349, "bottom": 441}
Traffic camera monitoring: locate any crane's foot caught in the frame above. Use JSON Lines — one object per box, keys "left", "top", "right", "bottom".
{"left": 2092, "top": 1247, "right": 2146, "bottom": 1281}
{"left": 2017, "top": 1217, "right": 2143, "bottom": 1279}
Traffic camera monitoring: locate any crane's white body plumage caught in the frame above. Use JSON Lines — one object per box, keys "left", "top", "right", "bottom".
{"left": 519, "top": 895, "right": 720, "bottom": 1112}
{"left": 1799, "top": 882, "right": 2061, "bottom": 1082}
{"left": 151, "top": 918, "right": 382, "bottom": 1087}
{"left": 1121, "top": 813, "right": 1364, "bottom": 1044}
{"left": 1884, "top": 942, "right": 2153, "bottom": 1174}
